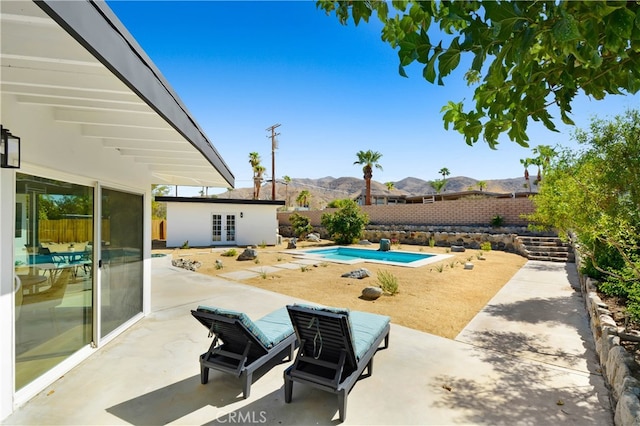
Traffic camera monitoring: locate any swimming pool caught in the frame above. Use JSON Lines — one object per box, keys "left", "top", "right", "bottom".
{"left": 297, "top": 246, "right": 450, "bottom": 268}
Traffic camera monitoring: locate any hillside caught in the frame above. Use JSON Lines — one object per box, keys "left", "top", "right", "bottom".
{"left": 215, "top": 176, "right": 534, "bottom": 209}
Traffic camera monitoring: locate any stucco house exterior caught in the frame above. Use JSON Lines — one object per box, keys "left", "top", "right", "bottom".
{"left": 0, "top": 1, "right": 234, "bottom": 419}
{"left": 157, "top": 197, "right": 285, "bottom": 247}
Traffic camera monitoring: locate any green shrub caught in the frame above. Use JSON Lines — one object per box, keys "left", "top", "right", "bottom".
{"left": 181, "top": 240, "right": 189, "bottom": 249}
{"left": 481, "top": 242, "right": 492, "bottom": 252}
{"left": 221, "top": 248, "right": 237, "bottom": 257}
{"left": 429, "top": 237, "right": 436, "bottom": 248}
{"left": 377, "top": 270, "right": 399, "bottom": 295}
{"left": 290, "top": 212, "right": 313, "bottom": 239}
{"left": 321, "top": 200, "right": 369, "bottom": 245}
{"left": 490, "top": 214, "right": 505, "bottom": 227}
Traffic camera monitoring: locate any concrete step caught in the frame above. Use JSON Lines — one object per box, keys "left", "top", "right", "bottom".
{"left": 516, "top": 236, "right": 575, "bottom": 263}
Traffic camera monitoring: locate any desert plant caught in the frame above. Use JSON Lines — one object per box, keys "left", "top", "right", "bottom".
{"left": 214, "top": 260, "right": 224, "bottom": 270}
{"left": 300, "top": 265, "right": 310, "bottom": 272}
{"left": 481, "top": 242, "right": 492, "bottom": 252}
{"left": 181, "top": 240, "right": 189, "bottom": 249}
{"left": 449, "top": 260, "right": 458, "bottom": 268}
{"left": 476, "top": 251, "right": 484, "bottom": 259}
{"left": 321, "top": 199, "right": 369, "bottom": 244}
{"left": 258, "top": 269, "right": 268, "bottom": 279}
{"left": 435, "top": 264, "right": 445, "bottom": 273}
{"left": 289, "top": 212, "right": 313, "bottom": 239}
{"left": 259, "top": 240, "right": 267, "bottom": 248}
{"left": 254, "top": 258, "right": 260, "bottom": 264}
{"left": 429, "top": 237, "right": 436, "bottom": 248}
{"left": 221, "top": 248, "right": 237, "bottom": 257}
{"left": 490, "top": 214, "right": 505, "bottom": 227}
{"left": 377, "top": 270, "right": 399, "bottom": 295}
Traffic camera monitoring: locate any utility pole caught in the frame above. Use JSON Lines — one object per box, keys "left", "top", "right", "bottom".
{"left": 266, "top": 123, "right": 281, "bottom": 200}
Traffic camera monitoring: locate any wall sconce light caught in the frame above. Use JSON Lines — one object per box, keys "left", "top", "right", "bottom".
{"left": 240, "top": 212, "right": 243, "bottom": 218}
{"left": 1, "top": 126, "right": 21, "bottom": 169}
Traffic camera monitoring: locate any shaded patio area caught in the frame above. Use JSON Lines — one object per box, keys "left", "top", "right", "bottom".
{"left": 4, "top": 257, "right": 613, "bottom": 425}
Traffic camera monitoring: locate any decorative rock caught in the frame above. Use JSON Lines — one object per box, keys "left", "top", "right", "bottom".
{"left": 478, "top": 255, "right": 486, "bottom": 260}
{"left": 362, "top": 286, "right": 382, "bottom": 300}
{"left": 341, "top": 268, "right": 372, "bottom": 279}
{"left": 358, "top": 240, "right": 373, "bottom": 245}
{"left": 237, "top": 248, "right": 258, "bottom": 261}
{"left": 171, "top": 258, "right": 202, "bottom": 271}
{"left": 464, "top": 262, "right": 474, "bottom": 270}
{"left": 451, "top": 245, "right": 466, "bottom": 252}
{"left": 287, "top": 237, "right": 297, "bottom": 249}
{"left": 306, "top": 233, "right": 320, "bottom": 242}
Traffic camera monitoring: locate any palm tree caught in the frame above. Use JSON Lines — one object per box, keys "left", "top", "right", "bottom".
{"left": 249, "top": 152, "right": 264, "bottom": 199}
{"left": 296, "top": 190, "right": 311, "bottom": 208}
{"left": 438, "top": 167, "right": 450, "bottom": 180}
{"left": 354, "top": 150, "right": 383, "bottom": 206}
{"left": 384, "top": 181, "right": 395, "bottom": 190}
{"left": 520, "top": 158, "right": 532, "bottom": 192}
{"left": 477, "top": 181, "right": 487, "bottom": 191}
{"left": 253, "top": 165, "right": 266, "bottom": 199}
{"left": 438, "top": 167, "right": 450, "bottom": 193}
{"left": 283, "top": 175, "right": 291, "bottom": 207}
{"left": 531, "top": 144, "right": 557, "bottom": 182}
{"left": 431, "top": 179, "right": 447, "bottom": 200}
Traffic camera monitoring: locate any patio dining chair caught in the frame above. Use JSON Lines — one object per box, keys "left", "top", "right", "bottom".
{"left": 284, "top": 304, "right": 390, "bottom": 422}
{"left": 191, "top": 305, "right": 297, "bottom": 399}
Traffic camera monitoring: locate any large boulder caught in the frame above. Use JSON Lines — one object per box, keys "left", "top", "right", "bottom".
{"left": 287, "top": 238, "right": 297, "bottom": 249}
{"left": 341, "top": 268, "right": 372, "bottom": 279}
{"left": 306, "top": 233, "right": 320, "bottom": 242}
{"left": 361, "top": 286, "right": 382, "bottom": 300}
{"left": 237, "top": 248, "right": 258, "bottom": 261}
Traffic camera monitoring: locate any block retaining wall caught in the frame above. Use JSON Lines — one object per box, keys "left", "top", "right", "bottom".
{"left": 576, "top": 250, "right": 640, "bottom": 425}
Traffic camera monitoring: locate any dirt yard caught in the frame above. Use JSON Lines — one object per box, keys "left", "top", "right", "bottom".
{"left": 165, "top": 240, "right": 527, "bottom": 339}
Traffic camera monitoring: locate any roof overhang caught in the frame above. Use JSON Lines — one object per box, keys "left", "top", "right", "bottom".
{"left": 156, "top": 196, "right": 285, "bottom": 206}
{"left": 0, "top": 0, "right": 234, "bottom": 188}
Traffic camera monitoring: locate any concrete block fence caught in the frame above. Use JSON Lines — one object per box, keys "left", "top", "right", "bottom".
{"left": 278, "top": 197, "right": 535, "bottom": 228}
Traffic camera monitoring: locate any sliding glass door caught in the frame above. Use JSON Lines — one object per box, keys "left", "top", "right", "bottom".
{"left": 14, "top": 173, "right": 94, "bottom": 391}
{"left": 99, "top": 188, "right": 143, "bottom": 337}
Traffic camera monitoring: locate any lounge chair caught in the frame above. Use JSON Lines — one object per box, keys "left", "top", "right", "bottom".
{"left": 191, "top": 305, "right": 297, "bottom": 399}
{"left": 284, "top": 304, "right": 390, "bottom": 422}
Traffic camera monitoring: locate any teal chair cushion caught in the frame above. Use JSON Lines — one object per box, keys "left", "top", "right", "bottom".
{"left": 254, "top": 307, "right": 295, "bottom": 348}
{"left": 293, "top": 303, "right": 389, "bottom": 361}
{"left": 348, "top": 311, "right": 390, "bottom": 361}
{"left": 197, "top": 306, "right": 274, "bottom": 349}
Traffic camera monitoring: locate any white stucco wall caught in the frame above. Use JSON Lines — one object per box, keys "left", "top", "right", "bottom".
{"left": 165, "top": 201, "right": 281, "bottom": 247}
{"left": 0, "top": 93, "right": 153, "bottom": 418}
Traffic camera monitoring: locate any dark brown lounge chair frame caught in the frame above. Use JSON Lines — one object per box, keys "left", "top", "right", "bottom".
{"left": 284, "top": 305, "right": 390, "bottom": 422}
{"left": 191, "top": 309, "right": 296, "bottom": 399}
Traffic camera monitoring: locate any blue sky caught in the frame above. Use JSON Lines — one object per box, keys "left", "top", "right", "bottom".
{"left": 107, "top": 1, "right": 639, "bottom": 195}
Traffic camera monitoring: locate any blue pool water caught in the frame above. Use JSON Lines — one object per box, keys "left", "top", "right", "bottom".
{"left": 304, "top": 247, "right": 434, "bottom": 264}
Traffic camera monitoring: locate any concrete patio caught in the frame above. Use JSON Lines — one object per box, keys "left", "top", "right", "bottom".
{"left": 3, "top": 257, "right": 613, "bottom": 425}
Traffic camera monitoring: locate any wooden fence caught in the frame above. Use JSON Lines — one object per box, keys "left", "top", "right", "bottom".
{"left": 38, "top": 218, "right": 165, "bottom": 243}
{"left": 152, "top": 219, "right": 166, "bottom": 240}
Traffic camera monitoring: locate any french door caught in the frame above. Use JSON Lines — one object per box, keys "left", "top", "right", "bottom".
{"left": 212, "top": 213, "right": 236, "bottom": 244}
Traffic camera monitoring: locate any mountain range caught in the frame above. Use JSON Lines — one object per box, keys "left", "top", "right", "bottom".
{"left": 216, "top": 176, "right": 534, "bottom": 209}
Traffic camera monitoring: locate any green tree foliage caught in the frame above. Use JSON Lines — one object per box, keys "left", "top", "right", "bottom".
{"left": 327, "top": 198, "right": 352, "bottom": 208}
{"left": 296, "top": 189, "right": 311, "bottom": 208}
{"left": 289, "top": 212, "right": 314, "bottom": 239}
{"left": 318, "top": 1, "right": 640, "bottom": 148}
{"left": 354, "top": 150, "right": 383, "bottom": 206}
{"left": 152, "top": 184, "right": 171, "bottom": 219}
{"left": 321, "top": 199, "right": 369, "bottom": 245}
{"left": 529, "top": 109, "right": 640, "bottom": 318}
